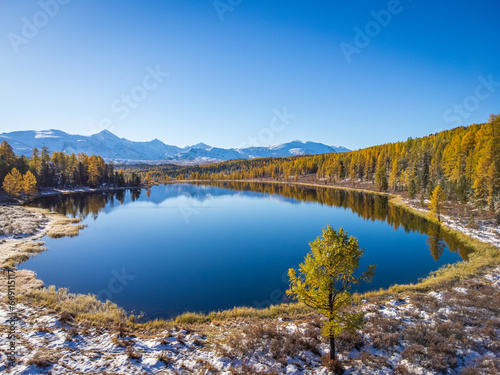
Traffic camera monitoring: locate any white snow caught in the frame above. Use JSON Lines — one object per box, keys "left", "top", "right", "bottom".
{"left": 0, "top": 129, "right": 350, "bottom": 163}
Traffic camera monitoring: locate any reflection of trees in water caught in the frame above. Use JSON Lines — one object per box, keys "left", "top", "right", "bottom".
{"left": 29, "top": 182, "right": 474, "bottom": 261}
{"left": 130, "top": 188, "right": 141, "bottom": 201}
{"left": 31, "top": 188, "right": 144, "bottom": 219}
{"left": 426, "top": 227, "right": 446, "bottom": 261}
{"left": 116, "top": 190, "right": 125, "bottom": 204}
{"left": 30, "top": 191, "right": 123, "bottom": 220}
{"left": 202, "top": 181, "right": 474, "bottom": 261}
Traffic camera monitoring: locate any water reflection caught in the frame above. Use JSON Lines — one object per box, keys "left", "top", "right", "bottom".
{"left": 426, "top": 227, "right": 446, "bottom": 261}
{"left": 28, "top": 182, "right": 473, "bottom": 261}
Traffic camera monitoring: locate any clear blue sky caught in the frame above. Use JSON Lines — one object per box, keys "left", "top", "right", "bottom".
{"left": 1, "top": 0, "right": 499, "bottom": 150}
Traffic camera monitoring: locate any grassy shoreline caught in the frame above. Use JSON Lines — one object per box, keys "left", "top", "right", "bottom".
{"left": 3, "top": 180, "right": 499, "bottom": 329}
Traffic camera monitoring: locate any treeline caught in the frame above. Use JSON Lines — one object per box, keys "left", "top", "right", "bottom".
{"left": 117, "top": 156, "right": 309, "bottom": 183}
{"left": 171, "top": 115, "right": 500, "bottom": 211}
{"left": 118, "top": 163, "right": 180, "bottom": 184}
{"left": 0, "top": 141, "right": 144, "bottom": 197}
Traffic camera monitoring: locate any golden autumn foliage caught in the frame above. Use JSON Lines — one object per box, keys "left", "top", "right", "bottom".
{"left": 168, "top": 115, "right": 499, "bottom": 211}
{"left": 1, "top": 168, "right": 38, "bottom": 197}
{"left": 0, "top": 143, "right": 120, "bottom": 192}
{"left": 23, "top": 170, "right": 38, "bottom": 196}
{"left": 287, "top": 226, "right": 375, "bottom": 360}
{"left": 428, "top": 185, "right": 446, "bottom": 221}
{"left": 2, "top": 168, "right": 22, "bottom": 197}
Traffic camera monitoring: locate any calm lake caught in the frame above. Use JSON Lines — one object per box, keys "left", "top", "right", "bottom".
{"left": 22, "top": 182, "right": 471, "bottom": 319}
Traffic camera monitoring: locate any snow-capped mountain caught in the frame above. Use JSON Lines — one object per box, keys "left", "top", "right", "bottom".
{"left": 0, "top": 129, "right": 349, "bottom": 164}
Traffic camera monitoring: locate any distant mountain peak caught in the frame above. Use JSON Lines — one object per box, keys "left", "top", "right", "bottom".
{"left": 189, "top": 142, "right": 212, "bottom": 150}
{"left": 90, "top": 129, "right": 121, "bottom": 142}
{"left": 95, "top": 129, "right": 114, "bottom": 135}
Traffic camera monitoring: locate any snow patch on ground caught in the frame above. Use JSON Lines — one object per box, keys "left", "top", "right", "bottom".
{"left": 1, "top": 268, "right": 498, "bottom": 374}
{"left": 405, "top": 200, "right": 500, "bottom": 249}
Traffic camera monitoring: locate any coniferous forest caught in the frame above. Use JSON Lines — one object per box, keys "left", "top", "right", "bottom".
{"left": 0, "top": 143, "right": 142, "bottom": 197}
{"left": 160, "top": 115, "right": 499, "bottom": 212}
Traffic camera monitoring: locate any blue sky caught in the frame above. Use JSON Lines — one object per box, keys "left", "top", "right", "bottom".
{"left": 1, "top": 0, "right": 499, "bottom": 150}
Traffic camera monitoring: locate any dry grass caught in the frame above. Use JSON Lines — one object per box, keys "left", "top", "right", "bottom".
{"left": 157, "top": 351, "right": 174, "bottom": 366}
{"left": 135, "top": 303, "right": 312, "bottom": 329}
{"left": 0, "top": 205, "right": 48, "bottom": 236}
{"left": 321, "top": 356, "right": 345, "bottom": 374}
{"left": 47, "top": 217, "right": 85, "bottom": 238}
{"left": 360, "top": 277, "right": 499, "bottom": 373}
{"left": 1, "top": 241, "right": 47, "bottom": 268}
{"left": 125, "top": 346, "right": 142, "bottom": 360}
{"left": 0, "top": 205, "right": 86, "bottom": 267}
{"left": 26, "top": 350, "right": 58, "bottom": 369}
{"left": 364, "top": 315, "right": 401, "bottom": 349}
{"left": 20, "top": 285, "right": 126, "bottom": 325}
{"left": 214, "top": 321, "right": 322, "bottom": 365}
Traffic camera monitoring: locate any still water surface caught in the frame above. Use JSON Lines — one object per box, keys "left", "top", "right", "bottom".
{"left": 22, "top": 182, "right": 471, "bottom": 319}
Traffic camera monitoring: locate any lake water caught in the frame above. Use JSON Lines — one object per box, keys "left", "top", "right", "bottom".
{"left": 22, "top": 182, "right": 471, "bottom": 319}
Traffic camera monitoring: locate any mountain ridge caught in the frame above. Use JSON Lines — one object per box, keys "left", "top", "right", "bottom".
{"left": 0, "top": 129, "right": 350, "bottom": 164}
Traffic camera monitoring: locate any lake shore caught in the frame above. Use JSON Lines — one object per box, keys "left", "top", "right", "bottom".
{"left": 0, "top": 183, "right": 499, "bottom": 374}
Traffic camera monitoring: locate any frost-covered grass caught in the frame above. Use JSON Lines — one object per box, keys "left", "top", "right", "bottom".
{"left": 1, "top": 268, "right": 499, "bottom": 374}
{"left": 46, "top": 217, "right": 85, "bottom": 239}
{"left": 145, "top": 303, "right": 313, "bottom": 327}
{"left": 0, "top": 206, "right": 85, "bottom": 268}
{"left": 0, "top": 206, "right": 47, "bottom": 238}
{"left": 19, "top": 285, "right": 127, "bottom": 325}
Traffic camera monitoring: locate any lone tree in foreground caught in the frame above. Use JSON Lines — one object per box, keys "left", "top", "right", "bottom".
{"left": 428, "top": 184, "right": 446, "bottom": 222}
{"left": 287, "top": 225, "right": 375, "bottom": 362}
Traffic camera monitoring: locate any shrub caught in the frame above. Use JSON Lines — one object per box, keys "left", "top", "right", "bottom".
{"left": 404, "top": 323, "right": 441, "bottom": 347}
{"left": 365, "top": 315, "right": 401, "bottom": 349}
{"left": 436, "top": 321, "right": 464, "bottom": 341}
{"left": 125, "top": 346, "right": 142, "bottom": 360}
{"left": 321, "top": 355, "right": 345, "bottom": 374}
{"left": 157, "top": 351, "right": 173, "bottom": 366}
{"left": 402, "top": 343, "right": 426, "bottom": 362}
{"left": 59, "top": 310, "right": 75, "bottom": 326}
{"left": 215, "top": 321, "right": 321, "bottom": 363}
{"left": 26, "top": 352, "right": 57, "bottom": 368}
{"left": 336, "top": 330, "right": 364, "bottom": 353}
{"left": 394, "top": 364, "right": 413, "bottom": 374}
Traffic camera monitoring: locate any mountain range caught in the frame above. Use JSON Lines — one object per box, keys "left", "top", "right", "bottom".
{"left": 0, "top": 129, "right": 349, "bottom": 164}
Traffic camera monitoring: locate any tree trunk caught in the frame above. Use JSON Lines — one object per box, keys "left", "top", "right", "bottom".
{"left": 329, "top": 335, "right": 336, "bottom": 360}
{"left": 328, "top": 289, "right": 335, "bottom": 360}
